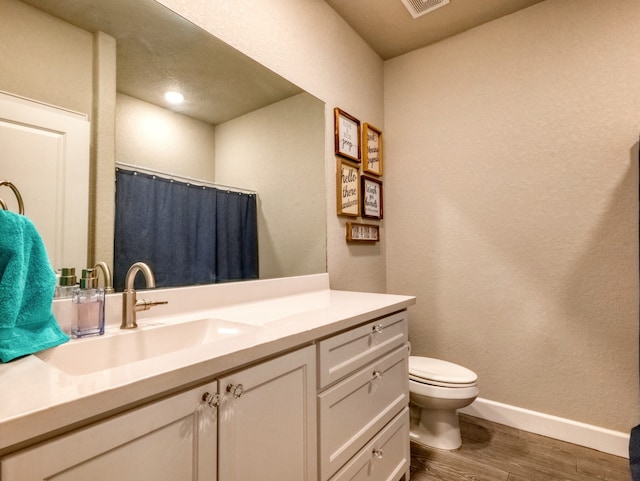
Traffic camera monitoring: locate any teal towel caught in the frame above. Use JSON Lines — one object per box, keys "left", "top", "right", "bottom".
{"left": 0, "top": 209, "right": 69, "bottom": 362}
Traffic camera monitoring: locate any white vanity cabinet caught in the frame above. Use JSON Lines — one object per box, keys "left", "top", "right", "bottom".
{"left": 217, "top": 344, "right": 317, "bottom": 481}
{"left": 0, "top": 380, "right": 219, "bottom": 481}
{"left": 317, "top": 311, "right": 410, "bottom": 481}
{"left": 0, "top": 299, "right": 414, "bottom": 481}
{"left": 0, "top": 346, "right": 316, "bottom": 481}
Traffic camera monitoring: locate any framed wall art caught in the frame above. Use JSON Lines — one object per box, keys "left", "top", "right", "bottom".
{"left": 346, "top": 222, "right": 380, "bottom": 242}
{"left": 337, "top": 159, "right": 360, "bottom": 217}
{"left": 361, "top": 175, "right": 383, "bottom": 219}
{"left": 334, "top": 108, "right": 361, "bottom": 162}
{"left": 362, "top": 123, "right": 383, "bottom": 176}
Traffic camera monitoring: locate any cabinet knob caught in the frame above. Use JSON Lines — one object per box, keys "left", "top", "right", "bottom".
{"left": 372, "top": 324, "right": 384, "bottom": 333}
{"left": 372, "top": 370, "right": 383, "bottom": 381}
{"left": 201, "top": 391, "right": 220, "bottom": 408}
{"left": 226, "top": 383, "right": 245, "bottom": 399}
{"left": 372, "top": 448, "right": 384, "bottom": 459}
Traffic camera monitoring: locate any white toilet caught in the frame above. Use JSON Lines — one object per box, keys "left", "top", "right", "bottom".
{"left": 408, "top": 356, "right": 479, "bottom": 450}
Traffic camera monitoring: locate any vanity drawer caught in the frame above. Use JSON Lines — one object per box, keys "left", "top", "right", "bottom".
{"left": 318, "top": 344, "right": 409, "bottom": 481}
{"left": 329, "top": 408, "right": 410, "bottom": 481}
{"left": 318, "top": 311, "right": 408, "bottom": 389}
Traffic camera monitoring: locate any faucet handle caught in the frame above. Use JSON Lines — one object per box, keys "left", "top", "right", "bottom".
{"left": 135, "top": 299, "right": 169, "bottom": 312}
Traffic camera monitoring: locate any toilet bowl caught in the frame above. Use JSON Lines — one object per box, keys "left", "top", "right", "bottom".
{"left": 408, "top": 356, "right": 479, "bottom": 450}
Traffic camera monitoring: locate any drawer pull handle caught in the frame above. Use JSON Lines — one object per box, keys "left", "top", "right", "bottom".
{"left": 372, "top": 448, "right": 384, "bottom": 459}
{"left": 226, "top": 383, "right": 245, "bottom": 399}
{"left": 372, "top": 370, "right": 383, "bottom": 380}
{"left": 372, "top": 324, "right": 384, "bottom": 333}
{"left": 201, "top": 391, "right": 220, "bottom": 408}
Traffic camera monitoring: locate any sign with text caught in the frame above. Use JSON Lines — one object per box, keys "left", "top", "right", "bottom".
{"left": 337, "top": 160, "right": 360, "bottom": 216}
{"left": 346, "top": 222, "right": 379, "bottom": 242}
{"left": 362, "top": 176, "right": 383, "bottom": 219}
{"left": 334, "top": 108, "right": 361, "bottom": 162}
{"left": 363, "top": 123, "right": 383, "bottom": 176}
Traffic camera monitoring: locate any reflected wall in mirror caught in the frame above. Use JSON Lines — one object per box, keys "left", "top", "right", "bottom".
{"left": 0, "top": 0, "right": 327, "bottom": 289}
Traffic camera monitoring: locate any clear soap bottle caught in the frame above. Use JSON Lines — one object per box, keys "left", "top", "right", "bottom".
{"left": 54, "top": 267, "right": 77, "bottom": 299}
{"left": 72, "top": 268, "right": 105, "bottom": 338}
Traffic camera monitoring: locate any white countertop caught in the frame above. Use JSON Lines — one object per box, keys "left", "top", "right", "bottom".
{"left": 0, "top": 274, "right": 415, "bottom": 453}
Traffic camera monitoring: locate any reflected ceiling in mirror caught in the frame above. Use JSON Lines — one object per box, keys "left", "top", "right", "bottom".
{"left": 21, "top": 0, "right": 303, "bottom": 125}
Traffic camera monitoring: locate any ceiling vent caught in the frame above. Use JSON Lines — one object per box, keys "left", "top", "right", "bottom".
{"left": 400, "top": 0, "right": 450, "bottom": 19}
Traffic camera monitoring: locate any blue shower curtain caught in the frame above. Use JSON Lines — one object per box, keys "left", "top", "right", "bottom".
{"left": 114, "top": 169, "right": 258, "bottom": 291}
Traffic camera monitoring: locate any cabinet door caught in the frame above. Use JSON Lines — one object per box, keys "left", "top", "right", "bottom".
{"left": 218, "top": 345, "right": 317, "bottom": 481}
{"left": 1, "top": 381, "right": 218, "bottom": 481}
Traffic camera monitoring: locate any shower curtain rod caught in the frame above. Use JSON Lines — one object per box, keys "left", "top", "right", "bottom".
{"left": 115, "top": 162, "right": 257, "bottom": 196}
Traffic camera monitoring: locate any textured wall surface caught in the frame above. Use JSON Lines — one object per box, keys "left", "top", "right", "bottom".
{"left": 116, "top": 93, "right": 216, "bottom": 180}
{"left": 0, "top": 0, "right": 92, "bottom": 116}
{"left": 215, "top": 93, "right": 326, "bottom": 279}
{"left": 385, "top": 0, "right": 640, "bottom": 432}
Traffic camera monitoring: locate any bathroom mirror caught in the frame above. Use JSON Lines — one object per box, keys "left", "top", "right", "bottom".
{"left": 6, "top": 0, "right": 327, "bottom": 287}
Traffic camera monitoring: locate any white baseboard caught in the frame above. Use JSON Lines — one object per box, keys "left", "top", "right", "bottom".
{"left": 459, "top": 397, "right": 630, "bottom": 458}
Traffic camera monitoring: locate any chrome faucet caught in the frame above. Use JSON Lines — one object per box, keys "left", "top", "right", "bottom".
{"left": 93, "top": 261, "right": 114, "bottom": 294}
{"left": 121, "top": 262, "right": 168, "bottom": 329}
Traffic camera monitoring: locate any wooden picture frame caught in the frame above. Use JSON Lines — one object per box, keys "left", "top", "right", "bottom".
{"left": 361, "top": 176, "right": 383, "bottom": 219}
{"left": 362, "top": 123, "right": 383, "bottom": 176}
{"left": 337, "top": 159, "right": 360, "bottom": 217}
{"left": 334, "top": 108, "right": 361, "bottom": 162}
{"left": 346, "top": 222, "right": 380, "bottom": 242}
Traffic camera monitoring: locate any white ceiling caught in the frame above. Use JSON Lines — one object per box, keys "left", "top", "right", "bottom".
{"left": 325, "top": 0, "right": 547, "bottom": 59}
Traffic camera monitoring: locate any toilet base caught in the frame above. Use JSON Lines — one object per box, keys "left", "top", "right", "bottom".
{"left": 409, "top": 405, "right": 463, "bottom": 451}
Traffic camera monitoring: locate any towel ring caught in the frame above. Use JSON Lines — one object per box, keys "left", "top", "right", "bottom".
{"left": 0, "top": 181, "right": 25, "bottom": 215}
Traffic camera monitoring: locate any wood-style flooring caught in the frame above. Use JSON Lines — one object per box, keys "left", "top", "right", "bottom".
{"left": 410, "top": 414, "right": 631, "bottom": 481}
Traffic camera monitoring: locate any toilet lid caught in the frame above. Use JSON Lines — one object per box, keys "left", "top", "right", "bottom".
{"left": 409, "top": 356, "right": 477, "bottom": 385}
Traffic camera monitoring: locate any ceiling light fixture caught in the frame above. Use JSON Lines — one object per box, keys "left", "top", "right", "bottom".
{"left": 164, "top": 91, "right": 184, "bottom": 105}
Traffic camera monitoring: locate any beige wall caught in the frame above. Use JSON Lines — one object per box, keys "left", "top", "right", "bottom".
{"left": 156, "top": 0, "right": 387, "bottom": 293}
{"left": 385, "top": 0, "right": 640, "bottom": 432}
{"left": 116, "top": 93, "right": 216, "bottom": 181}
{"left": 0, "top": 0, "right": 93, "bottom": 117}
{"left": 215, "top": 93, "right": 326, "bottom": 279}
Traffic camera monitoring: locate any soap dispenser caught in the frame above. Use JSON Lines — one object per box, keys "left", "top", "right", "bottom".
{"left": 72, "top": 268, "right": 105, "bottom": 338}
{"left": 54, "top": 267, "right": 77, "bottom": 298}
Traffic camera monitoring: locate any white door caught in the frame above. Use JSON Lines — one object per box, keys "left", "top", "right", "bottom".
{"left": 0, "top": 91, "right": 90, "bottom": 271}
{"left": 218, "top": 345, "right": 317, "bottom": 481}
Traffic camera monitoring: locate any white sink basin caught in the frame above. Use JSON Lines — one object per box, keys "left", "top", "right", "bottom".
{"left": 36, "top": 318, "right": 256, "bottom": 376}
